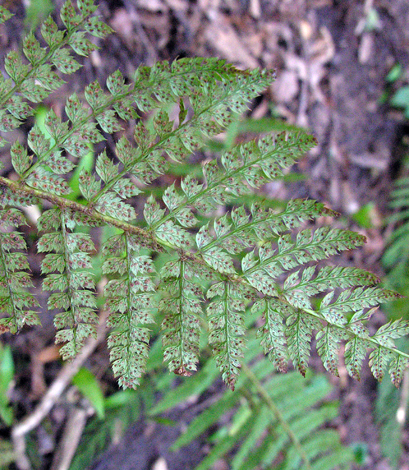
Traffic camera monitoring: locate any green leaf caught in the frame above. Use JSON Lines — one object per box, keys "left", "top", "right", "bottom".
{"left": 77, "top": 0, "right": 98, "bottom": 16}
{"left": 6, "top": 96, "right": 34, "bottom": 121}
{"left": 316, "top": 326, "right": 345, "bottom": 376}
{"left": 207, "top": 281, "right": 246, "bottom": 390}
{"left": 84, "top": 16, "right": 114, "bottom": 38}
{"left": 0, "top": 41, "right": 406, "bottom": 392}
{"left": 4, "top": 50, "right": 30, "bottom": 83}
{"left": 10, "top": 141, "right": 31, "bottom": 176}
{"left": 160, "top": 259, "right": 202, "bottom": 375}
{"left": 286, "top": 312, "right": 318, "bottom": 376}
{"left": 144, "top": 195, "right": 165, "bottom": 226}
{"left": 95, "top": 150, "right": 118, "bottom": 183}
{"left": 65, "top": 93, "right": 89, "bottom": 124}
{"left": 0, "top": 344, "right": 14, "bottom": 426}
{"left": 72, "top": 367, "right": 105, "bottom": 419}
{"left": 52, "top": 48, "right": 82, "bottom": 74}
{"left": 0, "top": 110, "right": 20, "bottom": 133}
{"left": 60, "top": 0, "right": 81, "bottom": 29}
{"left": 105, "top": 234, "right": 156, "bottom": 389}
{"left": 113, "top": 179, "right": 142, "bottom": 198}
{"left": 369, "top": 346, "right": 393, "bottom": 381}
{"left": 78, "top": 169, "right": 101, "bottom": 201}
{"left": 255, "top": 298, "right": 288, "bottom": 372}
{"left": 156, "top": 220, "right": 193, "bottom": 248}
{"left": 96, "top": 193, "right": 136, "bottom": 221}
{"left": 85, "top": 80, "right": 109, "bottom": 109}
{"left": 69, "top": 31, "right": 98, "bottom": 56}
{"left": 23, "top": 32, "right": 46, "bottom": 65}
{"left": 36, "top": 64, "right": 65, "bottom": 91}
{"left": 41, "top": 15, "right": 64, "bottom": 45}
{"left": 0, "top": 6, "right": 13, "bottom": 25}
{"left": 28, "top": 167, "right": 71, "bottom": 196}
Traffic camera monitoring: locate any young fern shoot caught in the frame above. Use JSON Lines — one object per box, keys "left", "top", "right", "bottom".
{"left": 0, "top": 0, "right": 407, "bottom": 391}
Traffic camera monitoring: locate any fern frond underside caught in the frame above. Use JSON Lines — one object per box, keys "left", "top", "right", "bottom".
{"left": 0, "top": 0, "right": 407, "bottom": 390}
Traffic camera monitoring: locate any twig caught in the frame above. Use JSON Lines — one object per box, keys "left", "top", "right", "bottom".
{"left": 50, "top": 406, "right": 90, "bottom": 470}
{"left": 12, "top": 311, "right": 109, "bottom": 470}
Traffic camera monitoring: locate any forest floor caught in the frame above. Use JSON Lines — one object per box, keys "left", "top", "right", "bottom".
{"left": 2, "top": 0, "right": 409, "bottom": 469}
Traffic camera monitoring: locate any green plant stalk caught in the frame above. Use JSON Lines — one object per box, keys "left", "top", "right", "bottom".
{"left": 0, "top": 176, "right": 161, "bottom": 251}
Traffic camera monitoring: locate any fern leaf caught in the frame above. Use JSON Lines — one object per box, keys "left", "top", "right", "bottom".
{"left": 0, "top": 6, "right": 13, "bottom": 25}
{"left": 373, "top": 318, "right": 409, "bottom": 347}
{"left": 344, "top": 322, "right": 371, "bottom": 381}
{"left": 369, "top": 346, "right": 394, "bottom": 381}
{"left": 6, "top": 96, "right": 34, "bottom": 122}
{"left": 0, "top": 0, "right": 407, "bottom": 391}
{"left": 316, "top": 325, "right": 347, "bottom": 376}
{"left": 206, "top": 281, "right": 247, "bottom": 390}
{"left": 160, "top": 259, "right": 202, "bottom": 376}
{"left": 0, "top": 208, "right": 39, "bottom": 333}
{"left": 283, "top": 265, "right": 379, "bottom": 302}
{"left": 69, "top": 31, "right": 98, "bottom": 57}
{"left": 103, "top": 233, "right": 155, "bottom": 389}
{"left": 23, "top": 32, "right": 47, "bottom": 66}
{"left": 65, "top": 93, "right": 89, "bottom": 125}
{"left": 196, "top": 221, "right": 236, "bottom": 274}
{"left": 253, "top": 298, "right": 287, "bottom": 372}
{"left": 286, "top": 310, "right": 319, "bottom": 376}
{"left": 38, "top": 208, "right": 97, "bottom": 359}
{"left": 388, "top": 352, "right": 409, "bottom": 387}
{"left": 10, "top": 141, "right": 32, "bottom": 177}
{"left": 320, "top": 286, "right": 398, "bottom": 326}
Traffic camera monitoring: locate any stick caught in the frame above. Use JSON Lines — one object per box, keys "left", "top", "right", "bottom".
{"left": 12, "top": 312, "right": 108, "bottom": 470}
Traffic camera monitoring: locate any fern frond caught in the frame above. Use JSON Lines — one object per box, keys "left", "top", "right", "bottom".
{"left": 0, "top": 0, "right": 407, "bottom": 390}
{"left": 242, "top": 228, "right": 366, "bottom": 298}
{"left": 160, "top": 258, "right": 202, "bottom": 376}
{"left": 153, "top": 134, "right": 319, "bottom": 230}
{"left": 254, "top": 298, "right": 288, "bottom": 372}
{"left": 316, "top": 325, "right": 347, "bottom": 376}
{"left": 103, "top": 233, "right": 156, "bottom": 389}
{"left": 286, "top": 310, "right": 320, "bottom": 377}
{"left": 206, "top": 281, "right": 248, "bottom": 390}
{"left": 0, "top": 208, "right": 39, "bottom": 333}
{"left": 0, "top": 0, "right": 111, "bottom": 134}
{"left": 38, "top": 207, "right": 98, "bottom": 359}
{"left": 283, "top": 265, "right": 379, "bottom": 300}
{"left": 344, "top": 326, "right": 370, "bottom": 381}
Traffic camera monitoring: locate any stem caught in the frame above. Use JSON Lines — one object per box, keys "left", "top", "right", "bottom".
{"left": 2, "top": 180, "right": 408, "bottom": 367}
{"left": 60, "top": 210, "right": 77, "bottom": 349}
{"left": 0, "top": 176, "right": 163, "bottom": 252}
